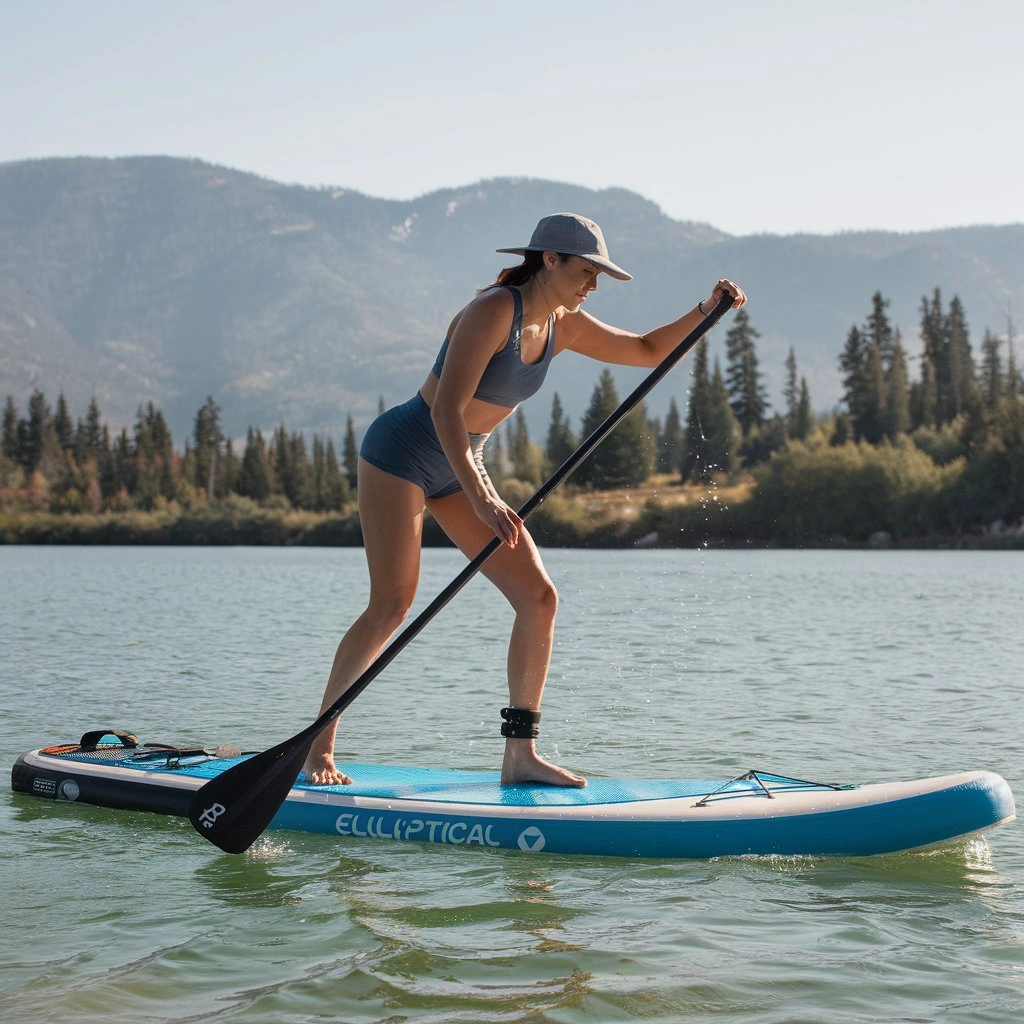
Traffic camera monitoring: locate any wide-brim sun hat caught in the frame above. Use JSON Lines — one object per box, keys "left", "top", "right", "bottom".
{"left": 496, "top": 212, "right": 632, "bottom": 281}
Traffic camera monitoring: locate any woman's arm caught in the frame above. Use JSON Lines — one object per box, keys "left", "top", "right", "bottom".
{"left": 561, "top": 279, "right": 746, "bottom": 367}
{"left": 430, "top": 288, "right": 523, "bottom": 546}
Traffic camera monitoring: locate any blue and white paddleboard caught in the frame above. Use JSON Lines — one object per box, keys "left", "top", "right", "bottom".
{"left": 11, "top": 733, "right": 1016, "bottom": 859}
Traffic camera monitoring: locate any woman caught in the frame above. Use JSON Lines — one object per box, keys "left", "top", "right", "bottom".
{"left": 302, "top": 213, "right": 746, "bottom": 788}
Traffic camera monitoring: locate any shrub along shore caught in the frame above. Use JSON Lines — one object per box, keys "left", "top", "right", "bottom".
{"left": 3, "top": 480, "right": 1020, "bottom": 550}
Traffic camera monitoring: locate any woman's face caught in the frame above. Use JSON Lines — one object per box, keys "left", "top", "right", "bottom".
{"left": 545, "top": 253, "right": 601, "bottom": 311}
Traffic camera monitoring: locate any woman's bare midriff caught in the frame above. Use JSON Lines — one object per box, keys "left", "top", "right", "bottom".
{"left": 417, "top": 376, "right": 510, "bottom": 435}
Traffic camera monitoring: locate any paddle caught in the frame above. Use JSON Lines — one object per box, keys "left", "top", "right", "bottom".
{"left": 188, "top": 292, "right": 735, "bottom": 852}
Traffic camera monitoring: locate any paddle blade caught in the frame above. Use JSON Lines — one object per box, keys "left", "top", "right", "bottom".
{"left": 188, "top": 733, "right": 316, "bottom": 853}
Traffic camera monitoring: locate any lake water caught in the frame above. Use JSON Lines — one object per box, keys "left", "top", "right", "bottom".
{"left": 2, "top": 545, "right": 1022, "bottom": 1024}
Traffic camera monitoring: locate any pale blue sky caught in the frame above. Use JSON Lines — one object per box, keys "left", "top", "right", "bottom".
{"left": 3, "top": 0, "right": 1021, "bottom": 235}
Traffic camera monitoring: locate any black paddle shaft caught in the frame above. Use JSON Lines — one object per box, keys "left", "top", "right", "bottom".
{"left": 188, "top": 293, "right": 735, "bottom": 852}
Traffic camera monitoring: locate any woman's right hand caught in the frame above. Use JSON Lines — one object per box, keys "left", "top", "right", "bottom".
{"left": 474, "top": 494, "right": 523, "bottom": 548}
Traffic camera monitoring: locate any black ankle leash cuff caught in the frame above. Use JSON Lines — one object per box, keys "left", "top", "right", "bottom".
{"left": 500, "top": 706, "right": 541, "bottom": 739}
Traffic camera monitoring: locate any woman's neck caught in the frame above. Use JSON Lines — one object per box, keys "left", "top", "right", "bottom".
{"left": 519, "top": 275, "right": 560, "bottom": 325}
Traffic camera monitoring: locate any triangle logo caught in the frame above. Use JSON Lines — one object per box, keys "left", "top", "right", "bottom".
{"left": 517, "top": 826, "right": 546, "bottom": 852}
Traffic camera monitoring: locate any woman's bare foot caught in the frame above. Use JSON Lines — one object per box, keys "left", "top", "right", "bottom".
{"left": 501, "top": 740, "right": 586, "bottom": 788}
{"left": 301, "top": 749, "right": 353, "bottom": 786}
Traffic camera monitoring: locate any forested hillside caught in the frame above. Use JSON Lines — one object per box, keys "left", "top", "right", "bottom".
{"left": 4, "top": 287, "right": 1021, "bottom": 547}
{"left": 2, "top": 156, "right": 1022, "bottom": 447}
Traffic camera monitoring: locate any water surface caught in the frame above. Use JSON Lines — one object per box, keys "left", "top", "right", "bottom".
{"left": 2, "top": 546, "right": 1022, "bottom": 1023}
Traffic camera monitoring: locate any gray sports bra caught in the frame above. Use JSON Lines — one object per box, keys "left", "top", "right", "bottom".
{"left": 431, "top": 286, "right": 556, "bottom": 408}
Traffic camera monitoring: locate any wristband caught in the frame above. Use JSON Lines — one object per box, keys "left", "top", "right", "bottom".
{"left": 698, "top": 299, "right": 710, "bottom": 316}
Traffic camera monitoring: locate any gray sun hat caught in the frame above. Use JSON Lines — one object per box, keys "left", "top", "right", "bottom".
{"left": 496, "top": 213, "right": 632, "bottom": 281}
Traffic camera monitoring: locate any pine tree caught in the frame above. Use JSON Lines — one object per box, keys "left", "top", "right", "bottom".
{"left": 97, "top": 425, "right": 117, "bottom": 500}
{"left": 681, "top": 343, "right": 738, "bottom": 482}
{"left": 2, "top": 396, "right": 18, "bottom": 463}
{"left": 794, "top": 378, "right": 813, "bottom": 440}
{"left": 574, "top": 371, "right": 611, "bottom": 487}
{"left": 724, "top": 310, "right": 769, "bottom": 436}
{"left": 865, "top": 291, "right": 896, "bottom": 365}
{"left": 312, "top": 436, "right": 326, "bottom": 508}
{"left": 239, "top": 427, "right": 271, "bottom": 501}
{"left": 192, "top": 396, "right": 224, "bottom": 498}
{"left": 24, "top": 390, "right": 66, "bottom": 478}
{"left": 54, "top": 393, "right": 74, "bottom": 451}
{"left": 784, "top": 348, "right": 814, "bottom": 442}
{"left": 910, "top": 348, "right": 938, "bottom": 431}
{"left": 111, "top": 427, "right": 133, "bottom": 502}
{"left": 508, "top": 408, "right": 542, "bottom": 484}
{"left": 149, "top": 405, "right": 176, "bottom": 498}
{"left": 884, "top": 332, "right": 912, "bottom": 437}
{"left": 544, "top": 392, "right": 577, "bottom": 471}
{"left": 271, "top": 424, "right": 314, "bottom": 507}
{"left": 132, "top": 404, "right": 156, "bottom": 505}
{"left": 221, "top": 438, "right": 240, "bottom": 497}
{"left": 342, "top": 414, "right": 358, "bottom": 488}
{"left": 1006, "top": 316, "right": 1021, "bottom": 400}
{"left": 946, "top": 296, "right": 980, "bottom": 420}
{"left": 860, "top": 341, "right": 885, "bottom": 444}
{"left": 838, "top": 325, "right": 867, "bottom": 435}
{"left": 311, "top": 435, "right": 348, "bottom": 509}
{"left": 0, "top": 397, "right": 20, "bottom": 489}
{"left": 286, "top": 431, "right": 315, "bottom": 508}
{"left": 980, "top": 329, "right": 1003, "bottom": 409}
{"left": 75, "top": 397, "right": 105, "bottom": 465}
{"left": 658, "top": 397, "right": 685, "bottom": 473}
{"left": 784, "top": 348, "right": 799, "bottom": 435}
{"left": 322, "top": 437, "right": 349, "bottom": 509}
{"left": 681, "top": 340, "right": 711, "bottom": 482}
{"left": 487, "top": 430, "right": 507, "bottom": 483}
{"left": 21, "top": 390, "right": 47, "bottom": 472}
{"left": 918, "top": 290, "right": 946, "bottom": 426}
{"left": 831, "top": 412, "right": 854, "bottom": 447}
{"left": 706, "top": 359, "right": 740, "bottom": 477}
{"left": 125, "top": 402, "right": 176, "bottom": 506}
{"left": 576, "top": 369, "right": 652, "bottom": 488}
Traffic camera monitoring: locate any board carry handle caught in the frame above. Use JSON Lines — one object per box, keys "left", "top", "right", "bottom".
{"left": 187, "top": 292, "right": 736, "bottom": 854}
{"left": 79, "top": 729, "right": 139, "bottom": 751}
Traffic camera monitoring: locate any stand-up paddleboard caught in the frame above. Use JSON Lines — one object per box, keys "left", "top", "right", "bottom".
{"left": 11, "top": 731, "right": 1016, "bottom": 859}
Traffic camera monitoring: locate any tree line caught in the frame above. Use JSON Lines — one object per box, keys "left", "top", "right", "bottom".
{"left": 2, "top": 285, "right": 1022, "bottom": 540}
{"left": 676, "top": 288, "right": 1021, "bottom": 479}
{"left": 0, "top": 393, "right": 360, "bottom": 514}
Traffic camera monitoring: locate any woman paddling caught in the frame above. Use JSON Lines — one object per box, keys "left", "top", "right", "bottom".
{"left": 302, "top": 213, "right": 746, "bottom": 788}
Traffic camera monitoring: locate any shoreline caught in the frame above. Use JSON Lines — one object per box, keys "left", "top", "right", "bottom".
{"left": 2, "top": 508, "right": 1021, "bottom": 551}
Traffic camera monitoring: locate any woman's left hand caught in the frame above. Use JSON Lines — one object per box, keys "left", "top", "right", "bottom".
{"left": 705, "top": 279, "right": 747, "bottom": 310}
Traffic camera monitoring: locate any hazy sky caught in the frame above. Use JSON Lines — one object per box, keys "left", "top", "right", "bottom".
{"left": 3, "top": 0, "right": 1021, "bottom": 236}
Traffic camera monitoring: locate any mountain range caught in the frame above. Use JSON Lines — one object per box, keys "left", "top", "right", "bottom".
{"left": 2, "top": 156, "right": 1021, "bottom": 445}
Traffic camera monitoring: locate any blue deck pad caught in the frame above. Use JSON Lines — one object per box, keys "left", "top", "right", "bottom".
{"left": 58, "top": 750, "right": 839, "bottom": 808}
{"left": 304, "top": 763, "right": 731, "bottom": 807}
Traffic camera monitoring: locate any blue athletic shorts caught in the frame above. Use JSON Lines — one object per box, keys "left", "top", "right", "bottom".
{"left": 359, "top": 393, "right": 489, "bottom": 499}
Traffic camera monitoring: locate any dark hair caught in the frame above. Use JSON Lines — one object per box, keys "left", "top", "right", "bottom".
{"left": 491, "top": 250, "right": 569, "bottom": 288}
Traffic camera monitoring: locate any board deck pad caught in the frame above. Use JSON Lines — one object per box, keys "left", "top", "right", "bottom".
{"left": 28, "top": 742, "right": 849, "bottom": 806}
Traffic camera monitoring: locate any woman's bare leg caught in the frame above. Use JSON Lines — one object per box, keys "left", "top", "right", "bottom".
{"left": 302, "top": 460, "right": 426, "bottom": 785}
{"left": 428, "top": 491, "right": 585, "bottom": 787}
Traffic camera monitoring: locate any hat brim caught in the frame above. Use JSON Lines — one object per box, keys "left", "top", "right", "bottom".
{"left": 495, "top": 246, "right": 632, "bottom": 282}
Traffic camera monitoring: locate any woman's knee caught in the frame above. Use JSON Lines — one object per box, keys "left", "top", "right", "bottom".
{"left": 518, "top": 574, "right": 558, "bottom": 623}
{"left": 366, "top": 588, "right": 416, "bottom": 634}
{"left": 542, "top": 577, "right": 559, "bottom": 618}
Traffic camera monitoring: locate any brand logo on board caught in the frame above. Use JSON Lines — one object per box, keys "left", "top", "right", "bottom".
{"left": 517, "top": 826, "right": 546, "bottom": 852}
{"left": 335, "top": 812, "right": 501, "bottom": 847}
